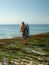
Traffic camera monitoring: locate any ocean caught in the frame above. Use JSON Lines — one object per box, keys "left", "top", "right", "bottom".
{"left": 0, "top": 24, "right": 49, "bottom": 39}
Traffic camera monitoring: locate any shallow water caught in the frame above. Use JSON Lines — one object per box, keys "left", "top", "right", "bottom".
{"left": 0, "top": 24, "right": 49, "bottom": 39}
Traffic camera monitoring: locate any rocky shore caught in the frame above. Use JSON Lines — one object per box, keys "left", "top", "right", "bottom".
{"left": 0, "top": 32, "right": 49, "bottom": 65}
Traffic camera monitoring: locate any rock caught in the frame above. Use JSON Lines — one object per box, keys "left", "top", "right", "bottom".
{"left": 14, "top": 62, "right": 19, "bottom": 65}
{"left": 47, "top": 63, "right": 49, "bottom": 65}
{"left": 27, "top": 61, "right": 33, "bottom": 65}
{"left": 38, "top": 64, "right": 43, "bottom": 65}
{"left": 0, "top": 42, "right": 3, "bottom": 45}
{"left": 0, "top": 63, "right": 2, "bottom": 65}
{"left": 2, "top": 58, "right": 8, "bottom": 65}
{"left": 10, "top": 60, "right": 19, "bottom": 65}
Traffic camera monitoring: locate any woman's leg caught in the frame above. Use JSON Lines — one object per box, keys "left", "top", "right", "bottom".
{"left": 22, "top": 32, "right": 26, "bottom": 45}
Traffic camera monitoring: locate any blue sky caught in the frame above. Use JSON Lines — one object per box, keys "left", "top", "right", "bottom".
{"left": 0, "top": 0, "right": 49, "bottom": 24}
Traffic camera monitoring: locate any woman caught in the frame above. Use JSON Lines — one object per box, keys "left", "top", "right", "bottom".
{"left": 20, "top": 22, "right": 26, "bottom": 44}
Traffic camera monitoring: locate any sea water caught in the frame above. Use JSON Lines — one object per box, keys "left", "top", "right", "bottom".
{"left": 0, "top": 24, "right": 49, "bottom": 39}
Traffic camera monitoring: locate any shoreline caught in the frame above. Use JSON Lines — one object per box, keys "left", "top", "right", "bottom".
{"left": 0, "top": 32, "right": 49, "bottom": 45}
{"left": 0, "top": 32, "right": 49, "bottom": 39}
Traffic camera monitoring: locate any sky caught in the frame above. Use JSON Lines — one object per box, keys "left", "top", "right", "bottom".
{"left": 0, "top": 0, "right": 49, "bottom": 24}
